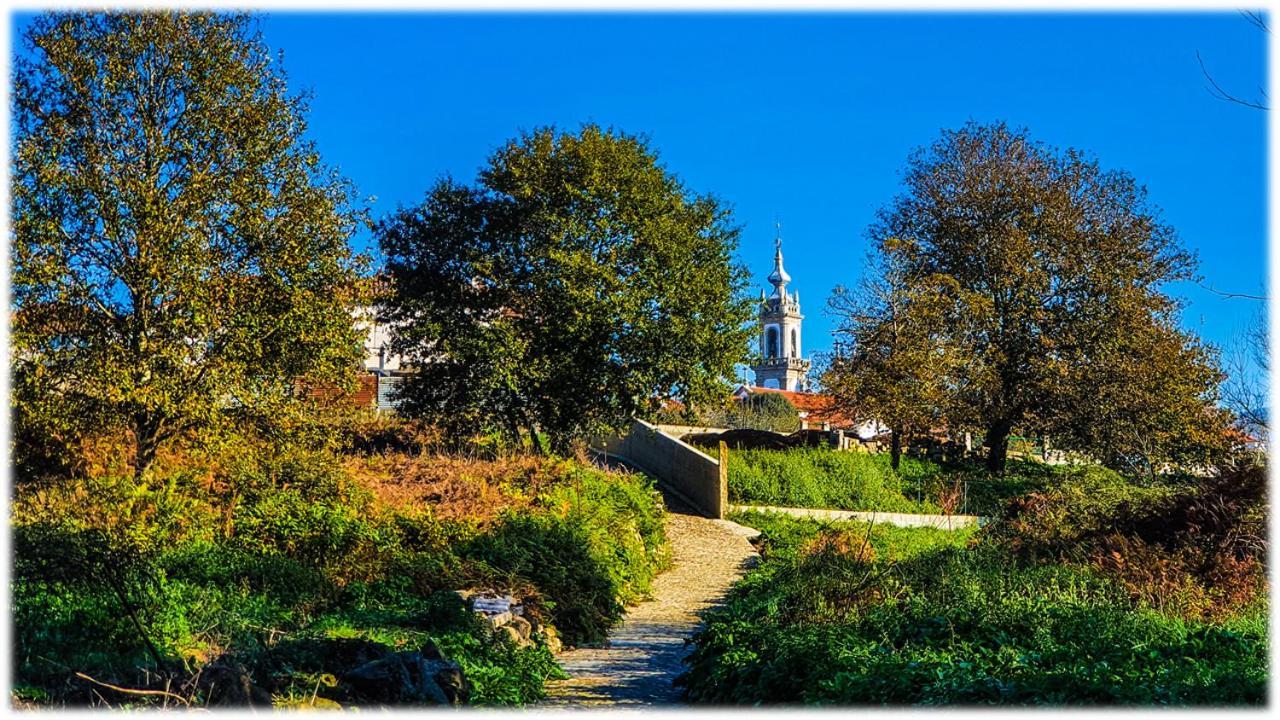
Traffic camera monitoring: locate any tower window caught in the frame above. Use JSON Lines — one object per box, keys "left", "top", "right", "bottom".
{"left": 791, "top": 329, "right": 798, "bottom": 358}
{"left": 766, "top": 327, "right": 778, "bottom": 359}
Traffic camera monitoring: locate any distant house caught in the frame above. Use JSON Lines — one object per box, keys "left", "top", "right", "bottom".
{"left": 354, "top": 305, "right": 405, "bottom": 376}
{"left": 731, "top": 384, "right": 886, "bottom": 440}
{"left": 1226, "top": 425, "right": 1266, "bottom": 454}
{"left": 350, "top": 272, "right": 525, "bottom": 413}
{"left": 352, "top": 304, "right": 412, "bottom": 412}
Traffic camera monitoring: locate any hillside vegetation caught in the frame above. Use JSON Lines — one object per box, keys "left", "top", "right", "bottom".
{"left": 680, "top": 464, "right": 1267, "bottom": 705}
{"left": 12, "top": 418, "right": 669, "bottom": 708}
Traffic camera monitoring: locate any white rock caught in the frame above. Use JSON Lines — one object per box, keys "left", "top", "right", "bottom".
{"left": 483, "top": 611, "right": 513, "bottom": 628}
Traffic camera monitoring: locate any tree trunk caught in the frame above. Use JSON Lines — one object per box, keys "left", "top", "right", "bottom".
{"left": 133, "top": 415, "right": 160, "bottom": 483}
{"left": 984, "top": 418, "right": 1013, "bottom": 474}
{"left": 527, "top": 422, "right": 544, "bottom": 455}
{"left": 104, "top": 571, "right": 169, "bottom": 674}
{"left": 502, "top": 411, "right": 523, "bottom": 452}
{"left": 889, "top": 428, "right": 903, "bottom": 471}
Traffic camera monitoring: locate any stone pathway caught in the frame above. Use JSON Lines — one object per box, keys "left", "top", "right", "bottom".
{"left": 540, "top": 502, "right": 759, "bottom": 707}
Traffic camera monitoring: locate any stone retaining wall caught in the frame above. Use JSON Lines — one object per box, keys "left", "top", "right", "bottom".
{"left": 595, "top": 419, "right": 728, "bottom": 519}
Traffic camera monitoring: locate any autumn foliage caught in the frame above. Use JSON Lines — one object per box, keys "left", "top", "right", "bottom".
{"left": 993, "top": 464, "right": 1266, "bottom": 620}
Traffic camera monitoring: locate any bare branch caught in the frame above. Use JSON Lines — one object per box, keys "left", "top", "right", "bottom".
{"left": 1239, "top": 9, "right": 1269, "bottom": 33}
{"left": 75, "top": 672, "right": 191, "bottom": 706}
{"left": 1197, "top": 50, "right": 1269, "bottom": 110}
{"left": 1221, "top": 308, "right": 1268, "bottom": 436}
{"left": 1198, "top": 281, "right": 1267, "bottom": 301}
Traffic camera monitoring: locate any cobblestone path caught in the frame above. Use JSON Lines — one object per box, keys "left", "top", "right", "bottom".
{"left": 540, "top": 502, "right": 759, "bottom": 707}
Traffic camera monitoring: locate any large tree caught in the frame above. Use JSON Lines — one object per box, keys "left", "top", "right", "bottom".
{"left": 868, "top": 121, "right": 1226, "bottom": 473}
{"left": 824, "top": 240, "right": 957, "bottom": 470}
{"left": 12, "top": 12, "right": 366, "bottom": 481}
{"left": 379, "top": 125, "right": 754, "bottom": 452}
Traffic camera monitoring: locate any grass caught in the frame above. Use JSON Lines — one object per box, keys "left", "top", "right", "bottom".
{"left": 726, "top": 446, "right": 1159, "bottom": 518}
{"left": 732, "top": 509, "right": 977, "bottom": 561}
{"left": 678, "top": 506, "right": 1267, "bottom": 706}
{"left": 727, "top": 447, "right": 943, "bottom": 513}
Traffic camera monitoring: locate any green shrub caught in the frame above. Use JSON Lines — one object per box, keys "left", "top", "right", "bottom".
{"left": 930, "top": 459, "right": 1164, "bottom": 518}
{"left": 727, "top": 448, "right": 1176, "bottom": 520}
{"left": 732, "top": 509, "right": 975, "bottom": 563}
{"left": 728, "top": 447, "right": 942, "bottom": 512}
{"left": 162, "top": 542, "right": 328, "bottom": 607}
{"left": 986, "top": 464, "right": 1266, "bottom": 621}
{"left": 469, "top": 463, "right": 669, "bottom": 646}
{"left": 12, "top": 451, "right": 668, "bottom": 707}
{"left": 262, "top": 590, "right": 565, "bottom": 706}
{"left": 13, "top": 578, "right": 156, "bottom": 688}
{"left": 681, "top": 510, "right": 1267, "bottom": 706}
{"left": 983, "top": 466, "right": 1179, "bottom": 560}
{"left": 726, "top": 393, "right": 803, "bottom": 433}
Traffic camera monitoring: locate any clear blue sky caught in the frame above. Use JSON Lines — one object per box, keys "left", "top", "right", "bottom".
{"left": 13, "top": 11, "right": 1269, "bottom": 378}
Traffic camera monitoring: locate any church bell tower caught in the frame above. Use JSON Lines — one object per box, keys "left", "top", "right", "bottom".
{"left": 752, "top": 229, "right": 811, "bottom": 391}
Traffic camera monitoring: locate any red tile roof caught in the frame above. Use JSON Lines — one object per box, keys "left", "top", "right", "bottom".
{"left": 737, "top": 386, "right": 853, "bottom": 428}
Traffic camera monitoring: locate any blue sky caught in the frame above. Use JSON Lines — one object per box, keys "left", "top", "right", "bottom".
{"left": 13, "top": 11, "right": 1269, "bottom": 378}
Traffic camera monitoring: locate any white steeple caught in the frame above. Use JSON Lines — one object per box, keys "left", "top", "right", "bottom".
{"left": 767, "top": 229, "right": 791, "bottom": 299}
{"left": 752, "top": 221, "right": 810, "bottom": 392}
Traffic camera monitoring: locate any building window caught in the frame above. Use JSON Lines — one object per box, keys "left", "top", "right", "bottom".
{"left": 790, "top": 328, "right": 798, "bottom": 358}
{"left": 766, "top": 327, "right": 778, "bottom": 358}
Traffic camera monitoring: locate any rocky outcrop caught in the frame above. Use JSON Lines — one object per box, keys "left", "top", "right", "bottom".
{"left": 189, "top": 588, "right": 560, "bottom": 710}
{"left": 196, "top": 661, "right": 274, "bottom": 707}
{"left": 240, "top": 636, "right": 471, "bottom": 708}
{"left": 457, "top": 590, "right": 562, "bottom": 653}
{"left": 344, "top": 646, "right": 469, "bottom": 706}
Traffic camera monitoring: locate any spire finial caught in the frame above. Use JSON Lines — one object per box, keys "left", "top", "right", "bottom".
{"left": 767, "top": 218, "right": 790, "bottom": 298}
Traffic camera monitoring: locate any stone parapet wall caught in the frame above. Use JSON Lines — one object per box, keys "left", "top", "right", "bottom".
{"left": 595, "top": 419, "right": 728, "bottom": 519}
{"left": 652, "top": 423, "right": 731, "bottom": 437}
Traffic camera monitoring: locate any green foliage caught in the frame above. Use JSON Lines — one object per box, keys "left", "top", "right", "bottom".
{"left": 680, "top": 486, "right": 1267, "bottom": 706}
{"left": 733, "top": 510, "right": 975, "bottom": 563}
{"left": 225, "top": 453, "right": 390, "bottom": 567}
{"left": 467, "top": 462, "right": 669, "bottom": 646}
{"left": 12, "top": 450, "right": 668, "bottom": 707}
{"left": 945, "top": 460, "right": 1149, "bottom": 518}
{"left": 726, "top": 393, "right": 802, "bottom": 433}
{"left": 987, "top": 463, "right": 1267, "bottom": 620}
{"left": 824, "top": 241, "right": 956, "bottom": 468}
{"left": 11, "top": 11, "right": 367, "bottom": 482}
{"left": 727, "top": 447, "right": 942, "bottom": 512}
{"left": 247, "top": 592, "right": 565, "bottom": 706}
{"left": 864, "top": 121, "right": 1227, "bottom": 473}
{"left": 726, "top": 445, "right": 1173, "bottom": 520}
{"left": 378, "top": 124, "right": 755, "bottom": 451}
{"left": 983, "top": 467, "right": 1178, "bottom": 555}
